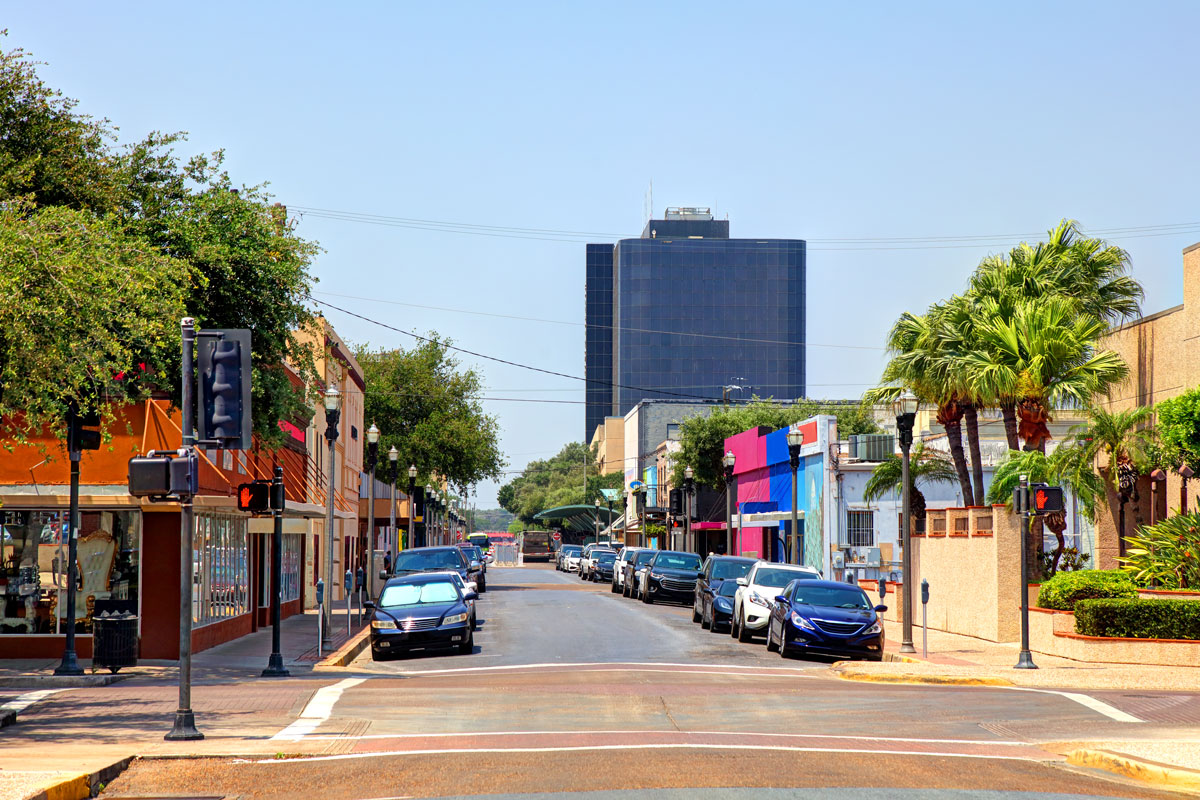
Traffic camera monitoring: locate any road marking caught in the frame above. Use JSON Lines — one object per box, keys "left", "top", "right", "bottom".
{"left": 291, "top": 729, "right": 1032, "bottom": 747}
{"left": 0, "top": 689, "right": 65, "bottom": 714}
{"left": 370, "top": 661, "right": 819, "bottom": 677}
{"left": 1005, "top": 687, "right": 1143, "bottom": 723}
{"left": 246, "top": 743, "right": 1044, "bottom": 763}
{"left": 271, "top": 678, "right": 366, "bottom": 740}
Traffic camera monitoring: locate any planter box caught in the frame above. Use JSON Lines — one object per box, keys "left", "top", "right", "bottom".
{"left": 1029, "top": 605, "right": 1200, "bottom": 667}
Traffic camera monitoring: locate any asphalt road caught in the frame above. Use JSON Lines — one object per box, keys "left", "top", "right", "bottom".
{"left": 101, "top": 564, "right": 1197, "bottom": 799}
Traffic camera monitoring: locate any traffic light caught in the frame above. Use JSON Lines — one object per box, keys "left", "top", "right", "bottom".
{"left": 1031, "top": 484, "right": 1065, "bottom": 514}
{"left": 66, "top": 403, "right": 101, "bottom": 453}
{"left": 197, "top": 329, "right": 252, "bottom": 450}
{"left": 668, "top": 488, "right": 683, "bottom": 515}
{"left": 128, "top": 451, "right": 199, "bottom": 499}
{"left": 237, "top": 481, "right": 271, "bottom": 513}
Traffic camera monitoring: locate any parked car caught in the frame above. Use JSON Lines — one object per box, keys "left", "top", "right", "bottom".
{"left": 557, "top": 544, "right": 582, "bottom": 572}
{"left": 420, "top": 570, "right": 478, "bottom": 630}
{"left": 699, "top": 578, "right": 740, "bottom": 632}
{"left": 580, "top": 545, "right": 616, "bottom": 580}
{"left": 366, "top": 574, "right": 476, "bottom": 659}
{"left": 611, "top": 547, "right": 642, "bottom": 593}
{"left": 692, "top": 555, "right": 758, "bottom": 625}
{"left": 590, "top": 550, "right": 619, "bottom": 583}
{"left": 623, "top": 549, "right": 658, "bottom": 599}
{"left": 386, "top": 546, "right": 480, "bottom": 593}
{"left": 456, "top": 544, "right": 488, "bottom": 591}
{"left": 731, "top": 562, "right": 821, "bottom": 642}
{"left": 765, "top": 579, "right": 886, "bottom": 661}
{"left": 640, "top": 550, "right": 703, "bottom": 605}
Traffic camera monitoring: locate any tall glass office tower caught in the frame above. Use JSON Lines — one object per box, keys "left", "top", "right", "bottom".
{"left": 584, "top": 208, "right": 806, "bottom": 440}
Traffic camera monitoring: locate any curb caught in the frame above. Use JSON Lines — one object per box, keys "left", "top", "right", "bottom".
{"left": 22, "top": 755, "right": 134, "bottom": 800}
{"left": 1068, "top": 749, "right": 1200, "bottom": 793}
{"left": 830, "top": 663, "right": 1013, "bottom": 687}
{"left": 884, "top": 652, "right": 925, "bottom": 664}
{"left": 0, "top": 674, "right": 126, "bottom": 689}
{"left": 315, "top": 627, "right": 370, "bottom": 668}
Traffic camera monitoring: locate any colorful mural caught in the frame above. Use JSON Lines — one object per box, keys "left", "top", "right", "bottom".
{"left": 803, "top": 453, "right": 824, "bottom": 572}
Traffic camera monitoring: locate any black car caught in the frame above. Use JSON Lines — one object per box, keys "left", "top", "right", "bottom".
{"left": 699, "top": 578, "right": 740, "bottom": 632}
{"left": 457, "top": 544, "right": 488, "bottom": 591}
{"left": 589, "top": 550, "right": 619, "bottom": 583}
{"left": 765, "top": 579, "right": 887, "bottom": 661}
{"left": 623, "top": 549, "right": 657, "bottom": 599}
{"left": 692, "top": 555, "right": 757, "bottom": 624}
{"left": 386, "top": 546, "right": 482, "bottom": 593}
{"left": 366, "top": 573, "right": 477, "bottom": 659}
{"left": 642, "top": 550, "right": 702, "bottom": 605}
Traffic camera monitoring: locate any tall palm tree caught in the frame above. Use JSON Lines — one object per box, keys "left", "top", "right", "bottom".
{"left": 1071, "top": 404, "right": 1155, "bottom": 556}
{"left": 964, "top": 296, "right": 1129, "bottom": 454}
{"left": 927, "top": 296, "right": 987, "bottom": 503}
{"left": 863, "top": 442, "right": 959, "bottom": 523}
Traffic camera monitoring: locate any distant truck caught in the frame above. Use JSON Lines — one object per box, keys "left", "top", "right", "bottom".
{"left": 520, "top": 531, "right": 555, "bottom": 562}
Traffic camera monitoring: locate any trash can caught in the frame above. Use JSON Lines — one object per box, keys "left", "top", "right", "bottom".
{"left": 92, "top": 612, "right": 139, "bottom": 673}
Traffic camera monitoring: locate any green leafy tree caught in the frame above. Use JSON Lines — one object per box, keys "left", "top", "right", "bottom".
{"left": 1071, "top": 404, "right": 1156, "bottom": 547}
{"left": 1154, "top": 389, "right": 1200, "bottom": 471}
{"left": 862, "top": 443, "right": 959, "bottom": 522}
{"left": 1121, "top": 513, "right": 1200, "bottom": 589}
{"left": 499, "top": 441, "right": 622, "bottom": 524}
{"left": 357, "top": 337, "right": 504, "bottom": 494}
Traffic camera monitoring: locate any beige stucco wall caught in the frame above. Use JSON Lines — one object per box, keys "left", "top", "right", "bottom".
{"left": 590, "top": 416, "right": 625, "bottom": 476}
{"left": 1029, "top": 606, "right": 1200, "bottom": 667}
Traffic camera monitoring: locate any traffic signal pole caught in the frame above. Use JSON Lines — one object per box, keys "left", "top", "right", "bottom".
{"left": 53, "top": 420, "right": 84, "bottom": 676}
{"left": 262, "top": 466, "right": 289, "bottom": 677}
{"left": 1015, "top": 474, "right": 1037, "bottom": 670}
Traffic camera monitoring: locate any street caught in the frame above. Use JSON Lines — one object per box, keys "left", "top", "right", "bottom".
{"left": 94, "top": 564, "right": 1195, "bottom": 799}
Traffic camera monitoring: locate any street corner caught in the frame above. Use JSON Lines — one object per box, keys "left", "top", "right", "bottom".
{"left": 828, "top": 661, "right": 1014, "bottom": 687}
{"left": 1066, "top": 748, "right": 1200, "bottom": 795}
{"left": 312, "top": 628, "right": 371, "bottom": 670}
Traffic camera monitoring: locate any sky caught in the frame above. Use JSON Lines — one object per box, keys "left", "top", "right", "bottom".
{"left": 8, "top": 2, "right": 1200, "bottom": 508}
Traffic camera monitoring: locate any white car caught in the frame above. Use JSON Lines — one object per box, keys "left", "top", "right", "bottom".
{"left": 564, "top": 548, "right": 584, "bottom": 573}
{"left": 579, "top": 546, "right": 616, "bottom": 580}
{"left": 731, "top": 562, "right": 821, "bottom": 643}
{"left": 611, "top": 547, "right": 642, "bottom": 593}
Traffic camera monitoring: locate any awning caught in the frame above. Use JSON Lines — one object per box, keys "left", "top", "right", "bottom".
{"left": 533, "top": 503, "right": 620, "bottom": 533}
{"left": 734, "top": 510, "right": 805, "bottom": 527}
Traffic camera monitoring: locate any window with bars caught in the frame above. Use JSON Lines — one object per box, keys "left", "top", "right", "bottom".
{"left": 846, "top": 510, "right": 875, "bottom": 547}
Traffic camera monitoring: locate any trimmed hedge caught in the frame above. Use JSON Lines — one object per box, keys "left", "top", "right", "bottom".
{"left": 1074, "top": 598, "right": 1200, "bottom": 640}
{"left": 1037, "top": 569, "right": 1139, "bottom": 611}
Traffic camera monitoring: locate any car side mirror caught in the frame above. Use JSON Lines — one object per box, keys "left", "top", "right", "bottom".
{"left": 463, "top": 591, "right": 478, "bottom": 601}
{"left": 378, "top": 570, "right": 388, "bottom": 581}
{"left": 874, "top": 604, "right": 888, "bottom": 613}
{"left": 775, "top": 595, "right": 788, "bottom": 604}
{"left": 466, "top": 582, "right": 477, "bottom": 593}
{"left": 735, "top": 577, "right": 748, "bottom": 586}
{"left": 702, "top": 586, "right": 714, "bottom": 595}
{"left": 471, "top": 560, "right": 481, "bottom": 569}
{"left": 363, "top": 600, "right": 376, "bottom": 610}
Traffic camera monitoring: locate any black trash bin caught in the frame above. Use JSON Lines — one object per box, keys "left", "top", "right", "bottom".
{"left": 92, "top": 612, "right": 139, "bottom": 673}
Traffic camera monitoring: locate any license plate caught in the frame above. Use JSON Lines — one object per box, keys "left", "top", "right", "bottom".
{"left": 379, "top": 642, "right": 390, "bottom": 648}
{"left": 451, "top": 636, "right": 462, "bottom": 642}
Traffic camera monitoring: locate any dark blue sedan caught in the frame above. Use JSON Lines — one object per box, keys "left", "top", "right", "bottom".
{"left": 366, "top": 573, "right": 477, "bottom": 660}
{"left": 765, "top": 579, "right": 886, "bottom": 661}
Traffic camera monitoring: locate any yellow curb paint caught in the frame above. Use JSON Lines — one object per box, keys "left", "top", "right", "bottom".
{"left": 1068, "top": 749, "right": 1200, "bottom": 793}
{"left": 42, "top": 773, "right": 91, "bottom": 800}
{"left": 832, "top": 667, "right": 1013, "bottom": 687}
{"left": 317, "top": 628, "right": 371, "bottom": 668}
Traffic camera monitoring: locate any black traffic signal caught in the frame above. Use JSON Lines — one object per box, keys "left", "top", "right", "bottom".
{"left": 668, "top": 487, "right": 683, "bottom": 515}
{"left": 128, "top": 451, "right": 198, "bottom": 499}
{"left": 197, "top": 329, "right": 252, "bottom": 450}
{"left": 237, "top": 481, "right": 271, "bottom": 513}
{"left": 1031, "top": 484, "right": 1065, "bottom": 515}
{"left": 66, "top": 403, "right": 101, "bottom": 453}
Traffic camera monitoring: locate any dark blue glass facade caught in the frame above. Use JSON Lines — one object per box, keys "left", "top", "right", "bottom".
{"left": 584, "top": 233, "right": 806, "bottom": 439}
{"left": 584, "top": 244, "right": 615, "bottom": 439}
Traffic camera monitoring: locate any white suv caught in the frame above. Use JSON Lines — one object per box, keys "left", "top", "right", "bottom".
{"left": 731, "top": 562, "right": 821, "bottom": 643}
{"left": 610, "top": 547, "right": 642, "bottom": 593}
{"left": 580, "top": 545, "right": 616, "bottom": 580}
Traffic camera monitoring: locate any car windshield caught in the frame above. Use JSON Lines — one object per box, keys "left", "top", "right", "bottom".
{"left": 634, "top": 551, "right": 656, "bottom": 566}
{"left": 562, "top": 546, "right": 582, "bottom": 555}
{"left": 379, "top": 581, "right": 460, "bottom": 607}
{"left": 654, "top": 553, "right": 701, "bottom": 570}
{"left": 393, "top": 550, "right": 465, "bottom": 572}
{"left": 711, "top": 560, "right": 754, "bottom": 580}
{"left": 793, "top": 585, "right": 872, "bottom": 609}
{"left": 595, "top": 552, "right": 617, "bottom": 563}
{"left": 718, "top": 580, "right": 740, "bottom": 598}
{"left": 754, "top": 567, "right": 818, "bottom": 589}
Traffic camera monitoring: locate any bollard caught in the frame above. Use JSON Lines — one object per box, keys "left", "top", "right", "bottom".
{"left": 921, "top": 579, "right": 930, "bottom": 659}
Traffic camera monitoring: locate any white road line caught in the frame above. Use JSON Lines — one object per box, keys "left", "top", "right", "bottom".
{"left": 291, "top": 729, "right": 1031, "bottom": 747}
{"left": 0, "top": 689, "right": 65, "bottom": 715}
{"left": 1006, "top": 687, "right": 1143, "bottom": 723}
{"left": 247, "top": 743, "right": 1043, "bottom": 763}
{"left": 270, "top": 678, "right": 367, "bottom": 740}
{"left": 375, "top": 661, "right": 818, "bottom": 677}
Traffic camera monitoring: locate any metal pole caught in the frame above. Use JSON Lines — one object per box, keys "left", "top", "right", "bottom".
{"left": 166, "top": 317, "right": 203, "bottom": 740}
{"left": 790, "top": 453, "right": 800, "bottom": 567}
{"left": 389, "top": 475, "right": 397, "bottom": 557}
{"left": 1016, "top": 475, "right": 1038, "bottom": 669}
{"left": 54, "top": 436, "right": 84, "bottom": 676}
{"left": 899, "top": 416, "right": 915, "bottom": 654}
{"left": 406, "top": 476, "right": 415, "bottom": 551}
{"left": 724, "top": 472, "right": 735, "bottom": 556}
{"left": 323, "top": 427, "right": 337, "bottom": 650}
{"left": 262, "top": 466, "right": 289, "bottom": 676}
{"left": 367, "top": 456, "right": 376, "bottom": 599}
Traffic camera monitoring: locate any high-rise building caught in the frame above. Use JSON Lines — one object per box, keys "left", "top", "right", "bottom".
{"left": 584, "top": 208, "right": 806, "bottom": 439}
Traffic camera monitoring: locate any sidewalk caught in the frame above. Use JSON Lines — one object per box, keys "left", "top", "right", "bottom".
{"left": 0, "top": 607, "right": 367, "bottom": 800}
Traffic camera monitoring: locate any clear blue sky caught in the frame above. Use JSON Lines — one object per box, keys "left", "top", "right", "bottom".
{"left": 9, "top": 2, "right": 1199, "bottom": 508}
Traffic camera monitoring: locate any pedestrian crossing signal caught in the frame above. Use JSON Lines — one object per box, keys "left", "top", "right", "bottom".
{"left": 1031, "top": 484, "right": 1064, "bottom": 514}
{"left": 238, "top": 481, "right": 270, "bottom": 513}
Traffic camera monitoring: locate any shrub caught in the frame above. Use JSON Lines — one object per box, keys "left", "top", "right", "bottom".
{"left": 1036, "top": 569, "right": 1138, "bottom": 610}
{"left": 1074, "top": 598, "right": 1200, "bottom": 640}
{"left": 1120, "top": 512, "right": 1200, "bottom": 590}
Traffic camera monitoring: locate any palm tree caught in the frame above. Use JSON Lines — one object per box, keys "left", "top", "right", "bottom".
{"left": 964, "top": 296, "right": 1129, "bottom": 454}
{"left": 927, "top": 296, "right": 987, "bottom": 503}
{"left": 1071, "top": 404, "right": 1156, "bottom": 556}
{"left": 863, "top": 443, "right": 959, "bottom": 524}
{"left": 987, "top": 446, "right": 1104, "bottom": 575}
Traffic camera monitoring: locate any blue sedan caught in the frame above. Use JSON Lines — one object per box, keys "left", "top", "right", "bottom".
{"left": 365, "top": 574, "right": 477, "bottom": 660}
{"left": 765, "top": 579, "right": 886, "bottom": 661}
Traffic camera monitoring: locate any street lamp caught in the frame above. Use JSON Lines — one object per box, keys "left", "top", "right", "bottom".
{"left": 425, "top": 484, "right": 433, "bottom": 547}
{"left": 722, "top": 450, "right": 736, "bottom": 556}
{"left": 366, "top": 424, "right": 380, "bottom": 598}
{"left": 387, "top": 447, "right": 398, "bottom": 569}
{"left": 683, "top": 466, "right": 695, "bottom": 554}
{"left": 787, "top": 429, "right": 803, "bottom": 566}
{"left": 406, "top": 463, "right": 417, "bottom": 551}
{"left": 893, "top": 388, "right": 919, "bottom": 654}
{"left": 322, "top": 384, "right": 342, "bottom": 650}
{"left": 594, "top": 497, "right": 601, "bottom": 543}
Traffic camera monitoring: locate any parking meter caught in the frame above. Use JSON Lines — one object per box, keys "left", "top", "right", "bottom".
{"left": 343, "top": 569, "right": 353, "bottom": 595}
{"left": 315, "top": 578, "right": 324, "bottom": 606}
{"left": 315, "top": 578, "right": 325, "bottom": 656}
{"left": 921, "top": 579, "right": 930, "bottom": 605}
{"left": 920, "top": 579, "right": 930, "bottom": 658}
{"left": 355, "top": 566, "right": 365, "bottom": 593}
{"left": 877, "top": 577, "right": 887, "bottom": 601}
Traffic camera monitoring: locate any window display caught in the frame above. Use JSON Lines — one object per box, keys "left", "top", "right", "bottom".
{"left": 194, "top": 513, "right": 249, "bottom": 625}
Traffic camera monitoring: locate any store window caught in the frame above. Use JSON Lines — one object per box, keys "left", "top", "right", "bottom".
{"left": 194, "top": 513, "right": 249, "bottom": 625}
{"left": 0, "top": 509, "right": 141, "bottom": 635}
{"left": 282, "top": 535, "right": 301, "bottom": 603}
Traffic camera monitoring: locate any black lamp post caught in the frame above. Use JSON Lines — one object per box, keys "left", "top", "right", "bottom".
{"left": 683, "top": 466, "right": 694, "bottom": 554}
{"left": 322, "top": 384, "right": 341, "bottom": 651}
{"left": 893, "top": 389, "right": 918, "bottom": 654}
{"left": 787, "top": 429, "right": 803, "bottom": 566}
{"left": 722, "top": 450, "right": 736, "bottom": 556}
{"left": 387, "top": 447, "right": 398, "bottom": 561}
{"left": 366, "top": 423, "right": 379, "bottom": 598}
{"left": 406, "top": 464, "right": 416, "bottom": 551}
{"left": 594, "top": 497, "right": 602, "bottom": 542}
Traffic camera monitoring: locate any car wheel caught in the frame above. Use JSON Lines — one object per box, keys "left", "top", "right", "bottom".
{"left": 737, "top": 614, "right": 754, "bottom": 643}
{"left": 730, "top": 611, "right": 740, "bottom": 638}
{"left": 458, "top": 629, "right": 474, "bottom": 654}
{"left": 622, "top": 581, "right": 629, "bottom": 597}
{"left": 478, "top": 577, "right": 486, "bottom": 593}
{"left": 766, "top": 622, "right": 779, "bottom": 652}
{"left": 642, "top": 588, "right": 653, "bottom": 604}
{"left": 692, "top": 604, "right": 702, "bottom": 624}
{"left": 701, "top": 606, "right": 711, "bottom": 629}
{"left": 779, "top": 635, "right": 790, "bottom": 659}
{"left": 611, "top": 580, "right": 620, "bottom": 594}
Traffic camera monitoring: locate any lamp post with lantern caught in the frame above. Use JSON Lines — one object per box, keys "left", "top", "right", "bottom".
{"left": 321, "top": 385, "right": 341, "bottom": 650}
{"left": 425, "top": 484, "right": 434, "bottom": 547}
{"left": 366, "top": 424, "right": 380, "bottom": 598}
{"left": 787, "top": 428, "right": 804, "bottom": 566}
{"left": 386, "top": 446, "right": 398, "bottom": 562}
{"left": 406, "top": 464, "right": 417, "bottom": 550}
{"left": 893, "top": 389, "right": 919, "bottom": 654}
{"left": 594, "top": 497, "right": 601, "bottom": 543}
{"left": 722, "top": 450, "right": 736, "bottom": 556}
{"left": 683, "top": 466, "right": 694, "bottom": 553}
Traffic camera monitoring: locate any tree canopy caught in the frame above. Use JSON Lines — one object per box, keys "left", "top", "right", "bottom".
{"left": 498, "top": 441, "right": 623, "bottom": 525}
{"left": 356, "top": 337, "right": 504, "bottom": 493}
